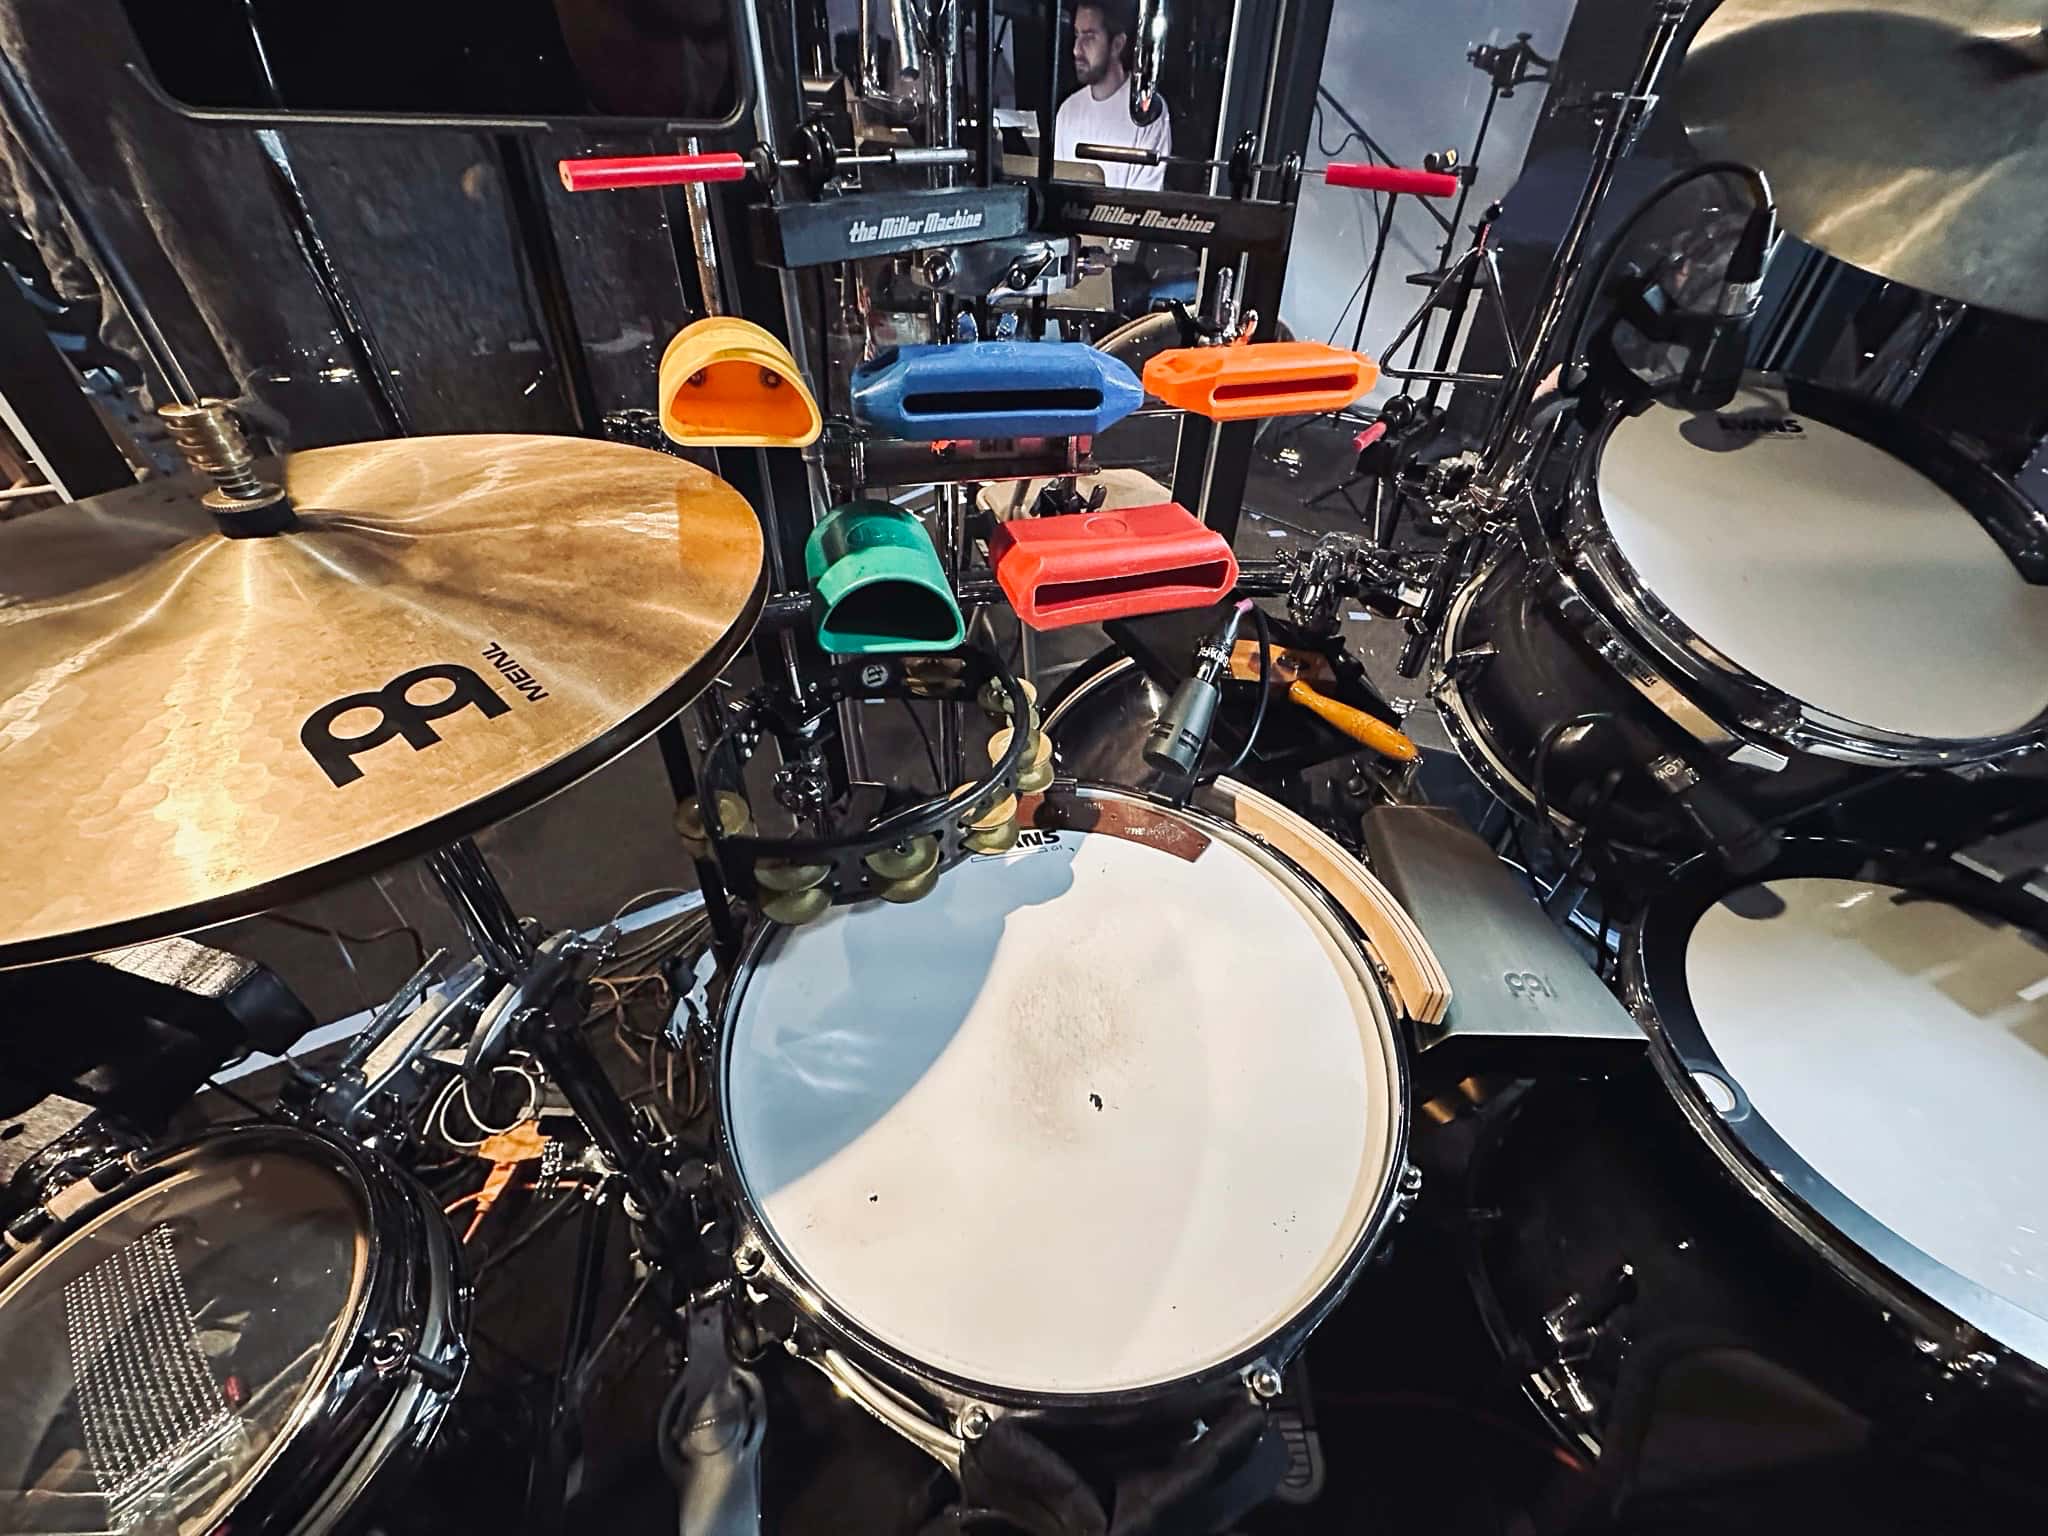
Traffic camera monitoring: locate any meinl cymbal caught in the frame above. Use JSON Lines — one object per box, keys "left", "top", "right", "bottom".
{"left": 1681, "top": 0, "right": 2048, "bottom": 321}
{"left": 0, "top": 435, "right": 764, "bottom": 968}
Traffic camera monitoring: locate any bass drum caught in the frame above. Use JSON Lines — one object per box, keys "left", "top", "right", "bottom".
{"left": 1436, "top": 376, "right": 2048, "bottom": 855}
{"left": 1470, "top": 841, "right": 2048, "bottom": 1482}
{"left": 0, "top": 1124, "right": 463, "bottom": 1535}
{"left": 714, "top": 784, "right": 1412, "bottom": 1462}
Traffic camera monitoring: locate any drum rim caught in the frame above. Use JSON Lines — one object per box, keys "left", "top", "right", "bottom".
{"left": 713, "top": 779, "right": 1413, "bottom": 1414}
{"left": 1566, "top": 375, "right": 2048, "bottom": 766}
{"left": 1626, "top": 838, "right": 2048, "bottom": 1383}
{"left": 0, "top": 1122, "right": 463, "bottom": 1534}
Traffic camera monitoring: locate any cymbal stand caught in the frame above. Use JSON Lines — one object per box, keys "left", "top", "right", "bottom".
{"left": 422, "top": 837, "right": 700, "bottom": 1265}
{"left": 1474, "top": 0, "right": 1690, "bottom": 503}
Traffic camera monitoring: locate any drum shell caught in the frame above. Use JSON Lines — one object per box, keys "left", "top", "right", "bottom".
{"left": 1561, "top": 377, "right": 2048, "bottom": 767}
{"left": 1435, "top": 545, "right": 1860, "bottom": 853}
{"left": 0, "top": 1123, "right": 465, "bottom": 1536}
{"left": 711, "top": 784, "right": 1415, "bottom": 1440}
{"left": 1470, "top": 1073, "right": 2048, "bottom": 1476}
{"left": 1470, "top": 843, "right": 2048, "bottom": 1469}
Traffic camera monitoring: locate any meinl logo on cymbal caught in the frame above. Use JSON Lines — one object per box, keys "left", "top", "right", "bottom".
{"left": 481, "top": 641, "right": 549, "bottom": 702}
{"left": 299, "top": 644, "right": 547, "bottom": 787}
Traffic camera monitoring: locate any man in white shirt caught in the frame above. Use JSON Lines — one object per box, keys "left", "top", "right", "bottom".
{"left": 1052, "top": 0, "right": 1171, "bottom": 192}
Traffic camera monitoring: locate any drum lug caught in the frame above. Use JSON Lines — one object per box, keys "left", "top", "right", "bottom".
{"left": 1243, "top": 1362, "right": 1284, "bottom": 1403}
{"left": 955, "top": 1402, "right": 995, "bottom": 1440}
{"left": 1392, "top": 1163, "right": 1424, "bottom": 1222}
{"left": 365, "top": 1326, "right": 462, "bottom": 1392}
{"left": 1529, "top": 1362, "right": 1601, "bottom": 1428}
{"left": 1540, "top": 1262, "right": 1637, "bottom": 1362}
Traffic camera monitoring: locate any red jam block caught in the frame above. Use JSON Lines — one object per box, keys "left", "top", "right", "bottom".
{"left": 990, "top": 502, "right": 1239, "bottom": 631}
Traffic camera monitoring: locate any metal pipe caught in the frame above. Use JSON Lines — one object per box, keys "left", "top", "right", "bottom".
{"left": 1130, "top": 0, "right": 1166, "bottom": 122}
{"left": 936, "top": 484, "right": 964, "bottom": 783}
{"left": 238, "top": 0, "right": 409, "bottom": 435}
{"left": 1480, "top": 0, "right": 1689, "bottom": 482}
{"left": 0, "top": 46, "right": 198, "bottom": 404}
{"left": 890, "top": 0, "right": 928, "bottom": 89}
{"left": 1039, "top": 0, "right": 1058, "bottom": 183}
{"left": 680, "top": 135, "right": 724, "bottom": 317}
{"left": 737, "top": 0, "right": 868, "bottom": 776}
{"left": 938, "top": 0, "right": 961, "bottom": 181}
{"left": 425, "top": 839, "right": 537, "bottom": 976}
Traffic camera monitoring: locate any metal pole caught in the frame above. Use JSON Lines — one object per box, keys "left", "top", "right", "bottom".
{"left": 0, "top": 47, "right": 198, "bottom": 405}
{"left": 680, "top": 137, "right": 724, "bottom": 318}
{"left": 238, "top": 1, "right": 410, "bottom": 435}
{"left": 424, "top": 838, "right": 537, "bottom": 977}
{"left": 734, "top": 0, "right": 867, "bottom": 777}
{"left": 1480, "top": 0, "right": 1689, "bottom": 482}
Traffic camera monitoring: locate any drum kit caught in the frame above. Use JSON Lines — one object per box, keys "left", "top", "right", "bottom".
{"left": 1, "top": 0, "right": 2046, "bottom": 1532}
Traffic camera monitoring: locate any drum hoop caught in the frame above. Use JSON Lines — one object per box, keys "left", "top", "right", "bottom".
{"left": 1567, "top": 376, "right": 2048, "bottom": 765}
{"left": 1626, "top": 839, "right": 2048, "bottom": 1385}
{"left": 0, "top": 1122, "right": 462, "bottom": 1534}
{"left": 1429, "top": 558, "right": 1572, "bottom": 828}
{"left": 713, "top": 780, "right": 1413, "bottom": 1416}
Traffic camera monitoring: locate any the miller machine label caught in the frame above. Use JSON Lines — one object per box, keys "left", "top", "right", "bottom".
{"left": 758, "top": 185, "right": 1031, "bottom": 269}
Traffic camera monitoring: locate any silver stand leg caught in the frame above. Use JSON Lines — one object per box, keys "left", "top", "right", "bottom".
{"left": 665, "top": 1304, "right": 767, "bottom": 1536}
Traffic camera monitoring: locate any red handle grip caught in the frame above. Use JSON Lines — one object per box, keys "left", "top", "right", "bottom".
{"left": 557, "top": 152, "right": 750, "bottom": 192}
{"left": 1324, "top": 162, "right": 1459, "bottom": 199}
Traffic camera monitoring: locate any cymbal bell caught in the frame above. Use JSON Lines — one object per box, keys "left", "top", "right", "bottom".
{"left": 1680, "top": 0, "right": 2048, "bottom": 320}
{"left": 0, "top": 435, "right": 764, "bottom": 968}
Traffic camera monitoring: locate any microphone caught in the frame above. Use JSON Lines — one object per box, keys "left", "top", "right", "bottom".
{"left": 1142, "top": 600, "right": 1251, "bottom": 778}
{"left": 1646, "top": 752, "right": 1779, "bottom": 875}
{"left": 1670, "top": 198, "right": 1775, "bottom": 412}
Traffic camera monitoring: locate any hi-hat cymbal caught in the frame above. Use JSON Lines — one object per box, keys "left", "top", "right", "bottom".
{"left": 1681, "top": 0, "right": 2048, "bottom": 320}
{"left": 0, "top": 435, "right": 764, "bottom": 968}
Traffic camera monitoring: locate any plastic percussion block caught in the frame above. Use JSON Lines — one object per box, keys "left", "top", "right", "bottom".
{"left": 990, "top": 503, "right": 1239, "bottom": 631}
{"left": 850, "top": 341, "right": 1143, "bottom": 442}
{"left": 803, "top": 501, "right": 964, "bottom": 655}
{"left": 1144, "top": 340, "right": 1378, "bottom": 421}
{"left": 659, "top": 316, "right": 822, "bottom": 448}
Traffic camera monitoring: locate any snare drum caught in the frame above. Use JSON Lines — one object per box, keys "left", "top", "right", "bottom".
{"left": 715, "top": 784, "right": 1412, "bottom": 1458}
{"left": 1471, "top": 842, "right": 2048, "bottom": 1470}
{"left": 1437, "top": 377, "right": 2048, "bottom": 854}
{"left": 0, "top": 1124, "right": 463, "bottom": 1535}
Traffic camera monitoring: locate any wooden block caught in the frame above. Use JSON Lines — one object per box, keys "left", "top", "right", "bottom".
{"left": 1204, "top": 779, "right": 1452, "bottom": 1027}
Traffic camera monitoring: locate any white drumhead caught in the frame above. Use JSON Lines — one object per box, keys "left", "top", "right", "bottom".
{"left": 1597, "top": 383, "right": 2048, "bottom": 742}
{"left": 723, "top": 799, "right": 1401, "bottom": 1396}
{"left": 1686, "top": 878, "right": 2048, "bottom": 1343}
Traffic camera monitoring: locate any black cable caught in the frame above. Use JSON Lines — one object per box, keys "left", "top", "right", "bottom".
{"left": 259, "top": 912, "right": 428, "bottom": 969}
{"left": 474, "top": 1193, "right": 584, "bottom": 1281}
{"left": 899, "top": 697, "right": 944, "bottom": 791}
{"left": 204, "top": 1075, "right": 278, "bottom": 1123}
{"left": 1562, "top": 160, "right": 1772, "bottom": 376}
{"left": 1197, "top": 604, "right": 1273, "bottom": 788}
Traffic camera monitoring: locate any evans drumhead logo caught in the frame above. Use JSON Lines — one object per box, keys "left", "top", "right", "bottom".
{"left": 975, "top": 827, "right": 1063, "bottom": 861}
{"left": 300, "top": 643, "right": 546, "bottom": 787}
{"left": 1715, "top": 415, "right": 1803, "bottom": 436}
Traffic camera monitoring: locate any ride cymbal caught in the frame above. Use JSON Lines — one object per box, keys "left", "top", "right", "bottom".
{"left": 1681, "top": 0, "right": 2048, "bottom": 320}
{"left": 0, "top": 435, "right": 764, "bottom": 967}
